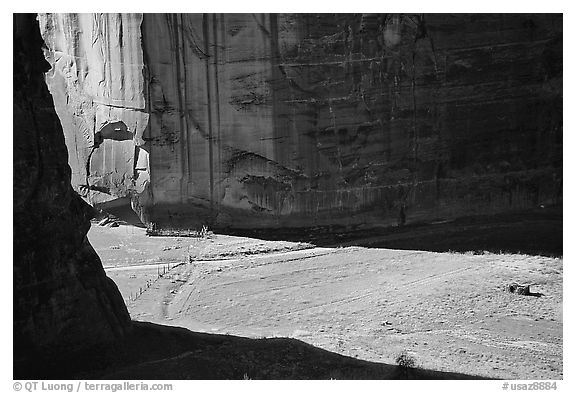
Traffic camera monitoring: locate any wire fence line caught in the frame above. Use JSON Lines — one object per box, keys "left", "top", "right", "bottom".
{"left": 127, "top": 261, "right": 185, "bottom": 303}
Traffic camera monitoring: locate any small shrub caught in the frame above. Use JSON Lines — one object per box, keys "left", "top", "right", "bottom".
{"left": 395, "top": 350, "right": 416, "bottom": 369}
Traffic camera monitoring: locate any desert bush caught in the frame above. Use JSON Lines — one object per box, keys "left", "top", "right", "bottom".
{"left": 395, "top": 350, "right": 416, "bottom": 369}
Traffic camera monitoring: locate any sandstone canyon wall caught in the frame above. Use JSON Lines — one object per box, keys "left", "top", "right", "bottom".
{"left": 14, "top": 14, "right": 131, "bottom": 357}
{"left": 38, "top": 13, "right": 149, "bottom": 210}
{"left": 40, "top": 14, "right": 562, "bottom": 230}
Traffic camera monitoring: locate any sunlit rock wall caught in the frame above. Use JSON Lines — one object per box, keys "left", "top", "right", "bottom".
{"left": 42, "top": 13, "right": 563, "bottom": 229}
{"left": 39, "top": 13, "right": 150, "bottom": 213}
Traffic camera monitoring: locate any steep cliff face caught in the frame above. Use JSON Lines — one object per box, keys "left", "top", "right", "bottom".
{"left": 39, "top": 13, "right": 150, "bottom": 211}
{"left": 13, "top": 14, "right": 131, "bottom": 356}
{"left": 41, "top": 13, "right": 562, "bottom": 229}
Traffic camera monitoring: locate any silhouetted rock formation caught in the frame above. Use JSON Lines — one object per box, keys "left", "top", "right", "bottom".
{"left": 40, "top": 14, "right": 562, "bottom": 230}
{"left": 13, "top": 13, "right": 131, "bottom": 359}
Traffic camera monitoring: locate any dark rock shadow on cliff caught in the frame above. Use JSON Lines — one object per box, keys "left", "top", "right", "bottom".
{"left": 14, "top": 321, "right": 487, "bottom": 380}
{"left": 93, "top": 197, "right": 147, "bottom": 228}
{"left": 219, "top": 205, "right": 562, "bottom": 258}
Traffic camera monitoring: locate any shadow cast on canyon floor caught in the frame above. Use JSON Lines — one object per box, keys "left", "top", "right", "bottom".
{"left": 220, "top": 206, "right": 562, "bottom": 258}
{"left": 14, "top": 321, "right": 487, "bottom": 380}
{"left": 93, "top": 200, "right": 562, "bottom": 258}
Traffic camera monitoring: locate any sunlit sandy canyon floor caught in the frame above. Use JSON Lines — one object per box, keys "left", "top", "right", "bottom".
{"left": 89, "top": 223, "right": 562, "bottom": 380}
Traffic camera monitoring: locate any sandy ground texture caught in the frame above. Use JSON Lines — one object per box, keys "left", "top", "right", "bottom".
{"left": 89, "top": 222, "right": 563, "bottom": 380}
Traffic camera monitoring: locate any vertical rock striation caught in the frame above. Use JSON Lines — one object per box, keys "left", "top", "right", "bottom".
{"left": 13, "top": 14, "right": 131, "bottom": 358}
{"left": 41, "top": 14, "right": 562, "bottom": 230}
{"left": 39, "top": 13, "right": 150, "bottom": 213}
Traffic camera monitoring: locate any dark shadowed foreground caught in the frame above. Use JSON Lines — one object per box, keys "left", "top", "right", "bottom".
{"left": 15, "top": 321, "right": 486, "bottom": 380}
